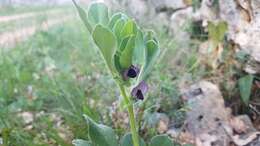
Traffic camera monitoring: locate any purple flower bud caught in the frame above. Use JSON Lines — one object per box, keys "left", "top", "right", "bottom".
{"left": 123, "top": 65, "right": 140, "bottom": 80}
{"left": 131, "top": 81, "right": 148, "bottom": 100}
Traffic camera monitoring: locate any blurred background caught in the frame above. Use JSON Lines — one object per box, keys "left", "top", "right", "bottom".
{"left": 0, "top": 0, "right": 259, "bottom": 146}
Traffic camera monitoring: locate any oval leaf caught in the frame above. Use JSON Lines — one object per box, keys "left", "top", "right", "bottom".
{"left": 88, "top": 2, "right": 109, "bottom": 27}
{"left": 84, "top": 115, "right": 118, "bottom": 146}
{"left": 92, "top": 24, "right": 117, "bottom": 72}
{"left": 72, "top": 0, "right": 92, "bottom": 32}
{"left": 140, "top": 40, "right": 160, "bottom": 80}
{"left": 120, "top": 133, "right": 146, "bottom": 146}
{"left": 150, "top": 135, "right": 173, "bottom": 146}
{"left": 72, "top": 139, "right": 92, "bottom": 146}
{"left": 119, "top": 36, "right": 136, "bottom": 69}
{"left": 239, "top": 75, "right": 254, "bottom": 105}
{"left": 120, "top": 19, "right": 137, "bottom": 39}
{"left": 109, "top": 13, "right": 127, "bottom": 29}
{"left": 133, "top": 29, "right": 146, "bottom": 65}
{"left": 113, "top": 18, "right": 126, "bottom": 44}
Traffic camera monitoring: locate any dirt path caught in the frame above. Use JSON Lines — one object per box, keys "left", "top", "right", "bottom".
{"left": 0, "top": 15, "right": 72, "bottom": 47}
{"left": 0, "top": 9, "right": 65, "bottom": 23}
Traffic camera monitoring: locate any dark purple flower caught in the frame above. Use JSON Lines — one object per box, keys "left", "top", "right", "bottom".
{"left": 123, "top": 65, "right": 140, "bottom": 80}
{"left": 131, "top": 81, "right": 148, "bottom": 100}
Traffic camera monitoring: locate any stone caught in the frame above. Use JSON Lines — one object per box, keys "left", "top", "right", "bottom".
{"left": 169, "top": 7, "right": 193, "bottom": 44}
{"left": 150, "top": 0, "right": 187, "bottom": 12}
{"left": 180, "top": 81, "right": 260, "bottom": 146}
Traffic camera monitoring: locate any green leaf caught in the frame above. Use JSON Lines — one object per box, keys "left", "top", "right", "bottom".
{"left": 120, "top": 19, "right": 137, "bottom": 39}
{"left": 113, "top": 18, "right": 126, "bottom": 44}
{"left": 88, "top": 2, "right": 109, "bottom": 26}
{"left": 119, "top": 36, "right": 136, "bottom": 69}
{"left": 140, "top": 40, "right": 160, "bottom": 80}
{"left": 114, "top": 52, "right": 122, "bottom": 72}
{"left": 120, "top": 133, "right": 146, "bottom": 146}
{"left": 72, "top": 139, "right": 92, "bottom": 146}
{"left": 239, "top": 75, "right": 254, "bottom": 105}
{"left": 150, "top": 135, "right": 173, "bottom": 146}
{"left": 208, "top": 21, "right": 227, "bottom": 43}
{"left": 92, "top": 24, "right": 117, "bottom": 72}
{"left": 84, "top": 115, "right": 118, "bottom": 146}
{"left": 109, "top": 13, "right": 127, "bottom": 29}
{"left": 72, "top": 0, "right": 92, "bottom": 32}
{"left": 145, "top": 30, "right": 158, "bottom": 43}
{"left": 133, "top": 29, "right": 146, "bottom": 65}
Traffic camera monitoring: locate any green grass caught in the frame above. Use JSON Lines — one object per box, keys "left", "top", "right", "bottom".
{"left": 0, "top": 17, "right": 110, "bottom": 145}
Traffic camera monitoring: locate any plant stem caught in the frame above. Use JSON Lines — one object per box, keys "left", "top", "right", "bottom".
{"left": 119, "top": 85, "right": 140, "bottom": 146}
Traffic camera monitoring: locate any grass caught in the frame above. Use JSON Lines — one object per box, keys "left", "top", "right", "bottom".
{"left": 0, "top": 17, "right": 105, "bottom": 145}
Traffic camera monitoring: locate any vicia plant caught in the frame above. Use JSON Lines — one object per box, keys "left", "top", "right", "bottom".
{"left": 72, "top": 1, "right": 173, "bottom": 146}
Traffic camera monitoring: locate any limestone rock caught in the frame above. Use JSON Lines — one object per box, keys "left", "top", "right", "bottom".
{"left": 150, "top": 0, "right": 187, "bottom": 12}
{"left": 169, "top": 7, "right": 193, "bottom": 44}
{"left": 179, "top": 81, "right": 260, "bottom": 146}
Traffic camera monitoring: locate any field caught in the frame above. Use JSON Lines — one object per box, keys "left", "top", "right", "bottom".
{"left": 0, "top": 1, "right": 259, "bottom": 146}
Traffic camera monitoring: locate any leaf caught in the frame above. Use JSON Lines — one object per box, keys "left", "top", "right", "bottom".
{"left": 88, "top": 2, "right": 109, "bottom": 27}
{"left": 72, "top": 0, "right": 92, "bottom": 32}
{"left": 72, "top": 139, "right": 92, "bottom": 146}
{"left": 114, "top": 52, "right": 122, "bottom": 72}
{"left": 145, "top": 30, "right": 158, "bottom": 44}
{"left": 239, "top": 75, "right": 254, "bottom": 105}
{"left": 120, "top": 133, "right": 146, "bottom": 146}
{"left": 113, "top": 18, "right": 126, "bottom": 44}
{"left": 92, "top": 24, "right": 117, "bottom": 72}
{"left": 120, "top": 19, "right": 137, "bottom": 39}
{"left": 150, "top": 135, "right": 173, "bottom": 146}
{"left": 133, "top": 29, "right": 146, "bottom": 65}
{"left": 109, "top": 13, "right": 127, "bottom": 29}
{"left": 208, "top": 21, "right": 227, "bottom": 43}
{"left": 140, "top": 40, "right": 160, "bottom": 80}
{"left": 119, "top": 36, "right": 136, "bottom": 69}
{"left": 84, "top": 115, "right": 118, "bottom": 146}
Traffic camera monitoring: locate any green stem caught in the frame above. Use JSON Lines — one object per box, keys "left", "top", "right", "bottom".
{"left": 119, "top": 84, "right": 140, "bottom": 146}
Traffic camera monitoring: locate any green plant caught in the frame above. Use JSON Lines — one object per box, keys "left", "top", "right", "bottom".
{"left": 72, "top": 1, "right": 172, "bottom": 146}
{"left": 238, "top": 74, "right": 254, "bottom": 105}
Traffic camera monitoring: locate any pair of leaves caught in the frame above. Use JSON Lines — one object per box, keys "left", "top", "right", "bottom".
{"left": 238, "top": 75, "right": 254, "bottom": 105}
{"left": 72, "top": 115, "right": 173, "bottom": 146}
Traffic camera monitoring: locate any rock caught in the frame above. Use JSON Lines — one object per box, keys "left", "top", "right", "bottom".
{"left": 18, "top": 112, "right": 34, "bottom": 124}
{"left": 180, "top": 81, "right": 260, "bottom": 146}
{"left": 219, "top": 0, "right": 250, "bottom": 39}
{"left": 167, "top": 127, "right": 182, "bottom": 139}
{"left": 150, "top": 0, "right": 187, "bottom": 12}
{"left": 217, "top": 0, "right": 260, "bottom": 74}
{"left": 194, "top": 0, "right": 219, "bottom": 22}
{"left": 169, "top": 7, "right": 193, "bottom": 44}
{"left": 127, "top": 0, "right": 148, "bottom": 20}
{"left": 182, "top": 81, "right": 232, "bottom": 146}
{"left": 156, "top": 113, "right": 170, "bottom": 134}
